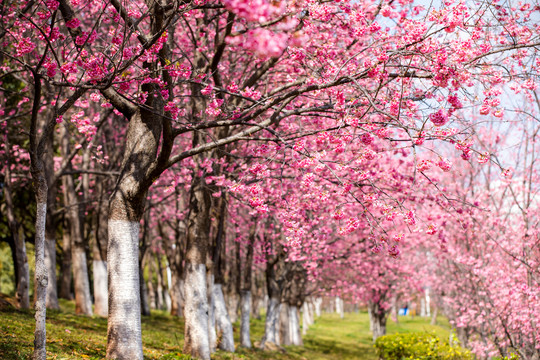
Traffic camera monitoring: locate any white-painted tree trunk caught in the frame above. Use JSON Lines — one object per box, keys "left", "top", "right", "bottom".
{"left": 279, "top": 304, "right": 303, "bottom": 346}
{"left": 335, "top": 297, "right": 344, "bottom": 318}
{"left": 289, "top": 305, "right": 303, "bottom": 346}
{"left": 147, "top": 278, "right": 156, "bottom": 310}
{"left": 368, "top": 301, "right": 387, "bottom": 342}
{"left": 106, "top": 220, "right": 143, "bottom": 359}
{"left": 15, "top": 233, "right": 30, "bottom": 309}
{"left": 207, "top": 274, "right": 217, "bottom": 353}
{"left": 156, "top": 278, "right": 164, "bottom": 310}
{"left": 183, "top": 263, "right": 211, "bottom": 360}
{"left": 371, "top": 316, "right": 386, "bottom": 341}
{"left": 93, "top": 260, "right": 108, "bottom": 317}
{"left": 73, "top": 246, "right": 93, "bottom": 316}
{"left": 240, "top": 290, "right": 252, "bottom": 348}
{"left": 278, "top": 302, "right": 287, "bottom": 345}
{"left": 44, "top": 238, "right": 59, "bottom": 309}
{"left": 164, "top": 288, "right": 172, "bottom": 313}
{"left": 302, "top": 300, "right": 313, "bottom": 335}
{"left": 260, "top": 297, "right": 280, "bottom": 348}
{"left": 34, "top": 202, "right": 48, "bottom": 360}
{"left": 164, "top": 266, "right": 172, "bottom": 312}
{"left": 166, "top": 266, "right": 172, "bottom": 290}
{"left": 314, "top": 297, "right": 322, "bottom": 317}
{"left": 214, "top": 284, "right": 235, "bottom": 352}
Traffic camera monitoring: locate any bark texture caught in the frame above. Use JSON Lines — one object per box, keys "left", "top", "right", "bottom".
{"left": 183, "top": 163, "right": 212, "bottom": 359}
{"left": 106, "top": 220, "right": 143, "bottom": 359}
{"left": 183, "top": 263, "right": 211, "bottom": 360}
{"left": 33, "top": 202, "right": 48, "bottom": 360}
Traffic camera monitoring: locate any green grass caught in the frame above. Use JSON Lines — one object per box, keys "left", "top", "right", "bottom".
{"left": 0, "top": 296, "right": 451, "bottom": 360}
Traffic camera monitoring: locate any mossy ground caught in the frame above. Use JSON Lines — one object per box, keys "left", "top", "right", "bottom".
{"left": 0, "top": 295, "right": 451, "bottom": 360}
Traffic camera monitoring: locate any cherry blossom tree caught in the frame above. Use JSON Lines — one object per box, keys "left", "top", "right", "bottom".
{"left": 2, "top": 0, "right": 540, "bottom": 359}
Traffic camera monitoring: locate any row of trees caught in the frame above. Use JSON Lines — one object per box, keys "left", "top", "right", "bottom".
{"left": 1, "top": 0, "right": 539, "bottom": 359}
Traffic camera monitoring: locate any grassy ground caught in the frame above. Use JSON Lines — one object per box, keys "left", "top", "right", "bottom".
{"left": 0, "top": 295, "right": 451, "bottom": 360}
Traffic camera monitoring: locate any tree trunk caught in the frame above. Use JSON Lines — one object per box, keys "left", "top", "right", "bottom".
{"left": 15, "top": 232, "right": 30, "bottom": 309}
{"left": 59, "top": 229, "right": 73, "bottom": 300}
{"left": 44, "top": 238, "right": 59, "bottom": 309}
{"left": 213, "top": 284, "right": 235, "bottom": 351}
{"left": 107, "top": 220, "right": 143, "bottom": 359}
{"left": 184, "top": 261, "right": 211, "bottom": 360}
{"left": 240, "top": 290, "right": 252, "bottom": 348}
{"left": 227, "top": 292, "right": 240, "bottom": 324}
{"left": 251, "top": 290, "right": 262, "bottom": 320}
{"left": 335, "top": 297, "right": 344, "bottom": 318}
{"left": 279, "top": 303, "right": 303, "bottom": 346}
{"left": 368, "top": 301, "right": 387, "bottom": 342}
{"left": 207, "top": 273, "right": 217, "bottom": 353}
{"left": 260, "top": 250, "right": 283, "bottom": 349}
{"left": 93, "top": 259, "right": 108, "bottom": 316}
{"left": 238, "top": 223, "right": 255, "bottom": 348}
{"left": 314, "top": 297, "right": 322, "bottom": 317}
{"left": 72, "top": 245, "right": 93, "bottom": 315}
{"left": 278, "top": 302, "right": 289, "bottom": 345}
{"left": 93, "top": 180, "right": 109, "bottom": 316}
{"left": 34, "top": 200, "right": 48, "bottom": 360}
{"left": 93, "top": 217, "right": 108, "bottom": 317}
{"left": 154, "top": 257, "right": 164, "bottom": 310}
{"left": 147, "top": 259, "right": 156, "bottom": 310}
{"left": 285, "top": 305, "right": 304, "bottom": 346}
{"left": 31, "top": 152, "right": 49, "bottom": 359}
{"left": 183, "top": 173, "right": 212, "bottom": 360}
{"left": 140, "top": 259, "right": 151, "bottom": 316}
{"left": 302, "top": 300, "right": 313, "bottom": 335}
{"left": 105, "top": 103, "right": 164, "bottom": 359}
{"left": 170, "top": 273, "right": 184, "bottom": 317}
{"left": 261, "top": 297, "right": 281, "bottom": 348}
